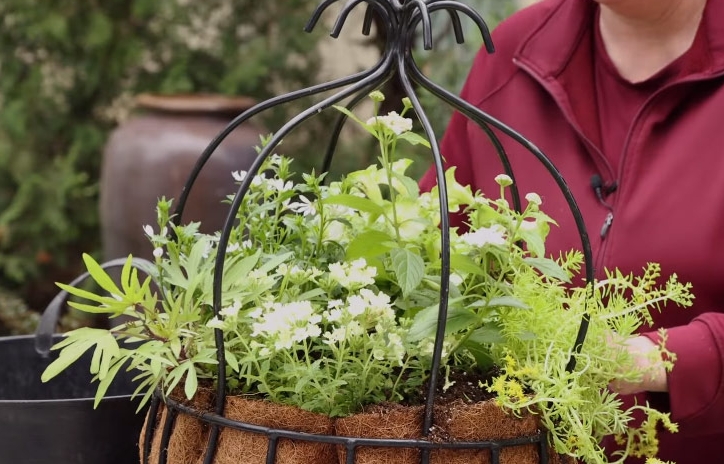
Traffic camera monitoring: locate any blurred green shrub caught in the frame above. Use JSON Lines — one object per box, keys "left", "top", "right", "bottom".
{"left": 0, "top": 0, "right": 324, "bottom": 301}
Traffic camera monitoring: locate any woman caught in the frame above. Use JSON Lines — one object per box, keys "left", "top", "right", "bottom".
{"left": 420, "top": 0, "right": 723, "bottom": 462}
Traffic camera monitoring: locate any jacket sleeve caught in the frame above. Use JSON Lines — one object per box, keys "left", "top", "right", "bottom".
{"left": 643, "top": 312, "right": 724, "bottom": 435}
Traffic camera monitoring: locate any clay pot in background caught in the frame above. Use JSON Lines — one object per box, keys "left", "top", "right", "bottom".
{"left": 100, "top": 94, "right": 262, "bottom": 262}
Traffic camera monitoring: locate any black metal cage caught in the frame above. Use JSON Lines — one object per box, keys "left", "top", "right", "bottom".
{"left": 133, "top": 1, "right": 594, "bottom": 463}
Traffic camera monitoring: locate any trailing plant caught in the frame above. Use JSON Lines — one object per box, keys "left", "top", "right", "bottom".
{"left": 42, "top": 93, "right": 692, "bottom": 464}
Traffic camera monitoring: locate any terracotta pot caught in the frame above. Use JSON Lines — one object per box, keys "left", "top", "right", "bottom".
{"left": 100, "top": 93, "right": 262, "bottom": 262}
{"left": 142, "top": 389, "right": 336, "bottom": 464}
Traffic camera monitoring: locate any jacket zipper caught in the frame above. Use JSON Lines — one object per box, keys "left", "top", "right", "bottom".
{"left": 513, "top": 58, "right": 617, "bottom": 275}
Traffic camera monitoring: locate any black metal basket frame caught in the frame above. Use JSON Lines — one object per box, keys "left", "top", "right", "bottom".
{"left": 140, "top": 1, "right": 595, "bottom": 463}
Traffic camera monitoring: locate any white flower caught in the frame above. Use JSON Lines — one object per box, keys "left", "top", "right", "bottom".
{"left": 268, "top": 178, "right": 294, "bottom": 193}
{"left": 220, "top": 302, "right": 241, "bottom": 318}
{"left": 231, "top": 170, "right": 247, "bottom": 182}
{"left": 143, "top": 225, "right": 154, "bottom": 236}
{"left": 152, "top": 247, "right": 164, "bottom": 258}
{"left": 495, "top": 174, "right": 513, "bottom": 187}
{"left": 226, "top": 242, "right": 240, "bottom": 253}
{"left": 366, "top": 111, "right": 413, "bottom": 135}
{"left": 206, "top": 317, "right": 225, "bottom": 329}
{"left": 323, "top": 327, "right": 347, "bottom": 345}
{"left": 287, "top": 196, "right": 316, "bottom": 216}
{"left": 461, "top": 225, "right": 507, "bottom": 247}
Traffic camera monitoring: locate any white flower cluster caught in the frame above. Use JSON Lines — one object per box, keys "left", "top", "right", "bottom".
{"left": 323, "top": 289, "right": 404, "bottom": 364}
{"left": 328, "top": 258, "right": 377, "bottom": 290}
{"left": 366, "top": 111, "right": 413, "bottom": 135}
{"left": 250, "top": 301, "right": 323, "bottom": 352}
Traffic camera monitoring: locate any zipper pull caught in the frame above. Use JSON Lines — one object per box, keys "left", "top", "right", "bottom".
{"left": 600, "top": 211, "right": 614, "bottom": 238}
{"left": 591, "top": 175, "right": 616, "bottom": 239}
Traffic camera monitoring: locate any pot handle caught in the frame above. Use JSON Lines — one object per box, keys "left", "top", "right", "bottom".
{"left": 34, "top": 257, "right": 156, "bottom": 357}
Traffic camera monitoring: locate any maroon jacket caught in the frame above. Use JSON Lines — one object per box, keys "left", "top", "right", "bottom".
{"left": 420, "top": 0, "right": 724, "bottom": 462}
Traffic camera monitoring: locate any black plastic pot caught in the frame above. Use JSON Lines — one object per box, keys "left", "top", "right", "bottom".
{"left": 0, "top": 333, "right": 146, "bottom": 464}
{"left": 1, "top": 259, "right": 152, "bottom": 464}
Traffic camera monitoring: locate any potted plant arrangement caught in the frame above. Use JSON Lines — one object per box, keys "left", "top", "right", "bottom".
{"left": 41, "top": 91, "right": 692, "bottom": 464}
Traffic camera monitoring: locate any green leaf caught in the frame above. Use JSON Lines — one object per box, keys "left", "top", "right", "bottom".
{"left": 461, "top": 340, "right": 495, "bottom": 370}
{"left": 332, "top": 106, "right": 377, "bottom": 137}
{"left": 67, "top": 300, "right": 125, "bottom": 314}
{"left": 94, "top": 359, "right": 126, "bottom": 408}
{"left": 223, "top": 253, "right": 260, "bottom": 286}
{"left": 469, "top": 296, "right": 530, "bottom": 310}
{"left": 397, "top": 131, "right": 431, "bottom": 147}
{"left": 82, "top": 253, "right": 122, "bottom": 296}
{"left": 41, "top": 334, "right": 97, "bottom": 382}
{"left": 184, "top": 364, "right": 198, "bottom": 400}
{"left": 468, "top": 325, "right": 505, "bottom": 344}
{"left": 450, "top": 253, "right": 484, "bottom": 275}
{"left": 345, "top": 230, "right": 395, "bottom": 261}
{"left": 524, "top": 257, "right": 571, "bottom": 283}
{"left": 517, "top": 227, "right": 546, "bottom": 258}
{"left": 325, "top": 194, "right": 385, "bottom": 215}
{"left": 391, "top": 171, "right": 420, "bottom": 197}
{"left": 258, "top": 251, "right": 293, "bottom": 274}
{"left": 389, "top": 248, "right": 425, "bottom": 298}
{"left": 407, "top": 297, "right": 468, "bottom": 342}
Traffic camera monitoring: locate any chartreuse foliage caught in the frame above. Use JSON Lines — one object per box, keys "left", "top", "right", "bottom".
{"left": 43, "top": 94, "right": 692, "bottom": 464}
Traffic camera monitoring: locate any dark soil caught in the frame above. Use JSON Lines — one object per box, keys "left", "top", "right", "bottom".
{"left": 403, "top": 365, "right": 503, "bottom": 407}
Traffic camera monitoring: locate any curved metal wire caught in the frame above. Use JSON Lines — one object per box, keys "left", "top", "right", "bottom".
{"left": 146, "top": 1, "right": 594, "bottom": 463}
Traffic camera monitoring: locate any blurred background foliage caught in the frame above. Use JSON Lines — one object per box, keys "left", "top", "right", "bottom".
{"left": 0, "top": 0, "right": 519, "bottom": 332}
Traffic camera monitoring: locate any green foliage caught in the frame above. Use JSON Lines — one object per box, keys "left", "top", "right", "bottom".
{"left": 41, "top": 93, "right": 692, "bottom": 463}
{"left": 0, "top": 0, "right": 324, "bottom": 291}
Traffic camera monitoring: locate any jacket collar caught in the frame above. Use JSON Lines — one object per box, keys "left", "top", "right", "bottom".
{"left": 514, "top": 0, "right": 724, "bottom": 80}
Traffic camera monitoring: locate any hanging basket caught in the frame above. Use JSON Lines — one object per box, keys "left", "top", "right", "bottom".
{"left": 134, "top": 0, "right": 594, "bottom": 463}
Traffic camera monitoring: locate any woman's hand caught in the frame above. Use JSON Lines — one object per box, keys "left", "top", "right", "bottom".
{"left": 610, "top": 336, "right": 669, "bottom": 395}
